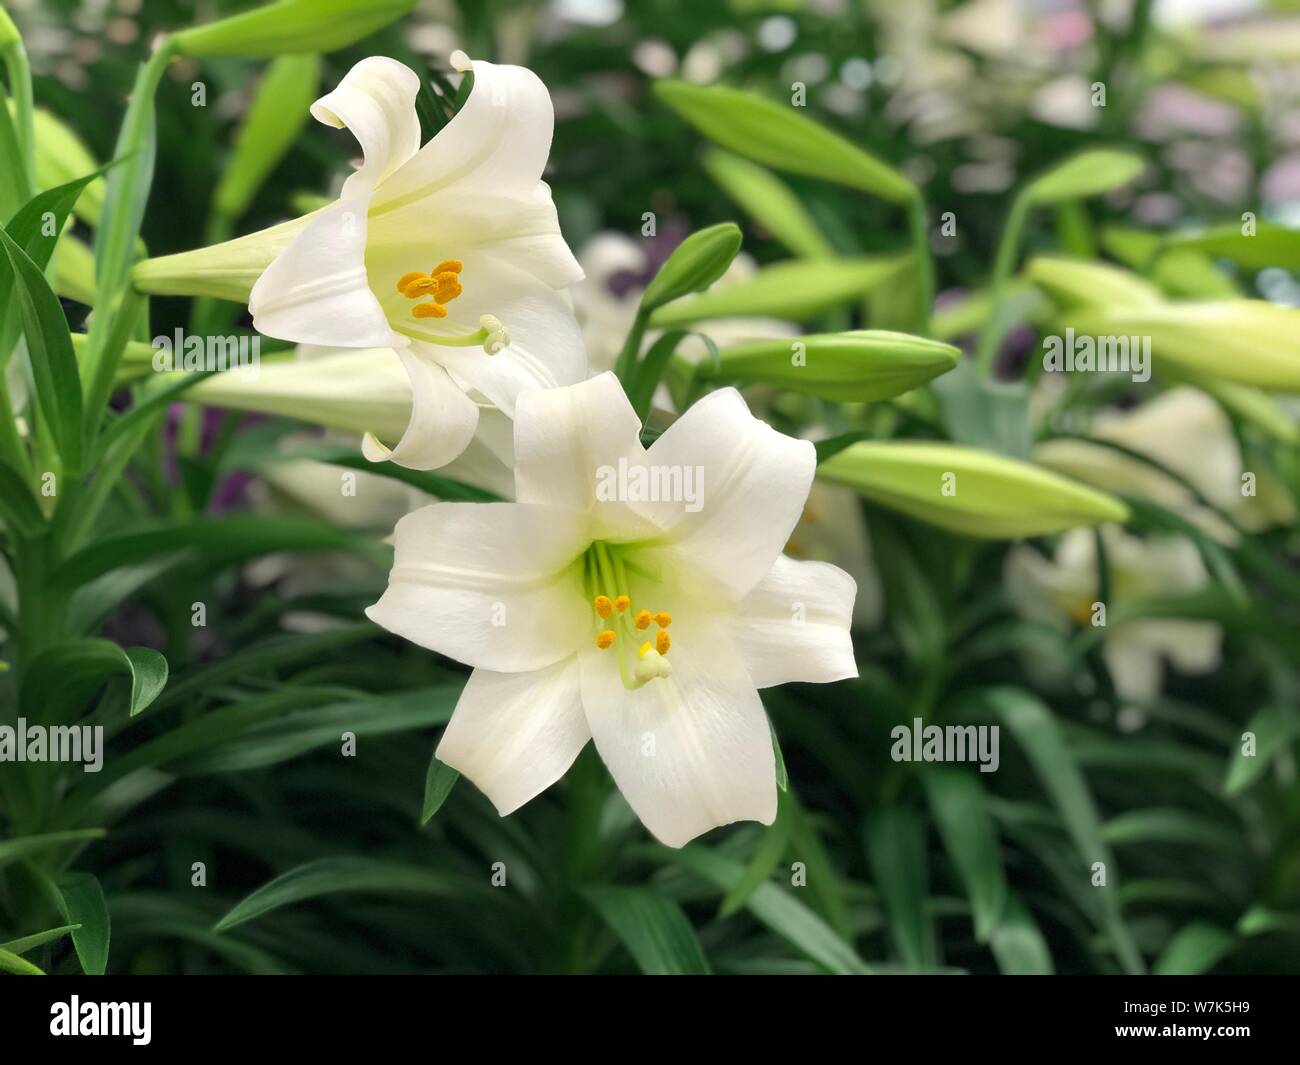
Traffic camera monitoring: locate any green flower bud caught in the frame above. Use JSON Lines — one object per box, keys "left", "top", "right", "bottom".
{"left": 819, "top": 441, "right": 1130, "bottom": 539}
{"left": 640, "top": 223, "right": 742, "bottom": 313}
{"left": 172, "top": 0, "right": 416, "bottom": 58}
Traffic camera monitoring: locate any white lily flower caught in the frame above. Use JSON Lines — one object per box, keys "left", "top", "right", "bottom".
{"left": 1004, "top": 525, "right": 1222, "bottom": 706}
{"left": 366, "top": 372, "right": 858, "bottom": 846}
{"left": 137, "top": 53, "right": 586, "bottom": 471}
{"left": 1035, "top": 387, "right": 1296, "bottom": 543}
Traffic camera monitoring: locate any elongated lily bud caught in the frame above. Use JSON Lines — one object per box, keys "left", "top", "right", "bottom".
{"left": 1025, "top": 256, "right": 1162, "bottom": 310}
{"left": 696, "top": 330, "right": 958, "bottom": 402}
{"left": 172, "top": 0, "right": 416, "bottom": 58}
{"left": 31, "top": 109, "right": 106, "bottom": 226}
{"left": 655, "top": 80, "right": 916, "bottom": 205}
{"left": 640, "top": 223, "right": 742, "bottom": 312}
{"left": 1063, "top": 300, "right": 1300, "bottom": 393}
{"left": 819, "top": 441, "right": 1129, "bottom": 539}
{"left": 651, "top": 256, "right": 909, "bottom": 326}
{"left": 213, "top": 54, "right": 321, "bottom": 222}
{"left": 1020, "top": 149, "right": 1144, "bottom": 206}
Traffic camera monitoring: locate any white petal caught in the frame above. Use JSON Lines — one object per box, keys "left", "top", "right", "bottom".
{"left": 366, "top": 502, "right": 590, "bottom": 672}
{"left": 362, "top": 348, "right": 479, "bottom": 471}
{"left": 579, "top": 620, "right": 776, "bottom": 848}
{"left": 642, "top": 388, "right": 816, "bottom": 599}
{"left": 310, "top": 57, "right": 422, "bottom": 195}
{"left": 436, "top": 658, "right": 588, "bottom": 815}
{"left": 249, "top": 198, "right": 394, "bottom": 348}
{"left": 512, "top": 372, "right": 649, "bottom": 532}
{"left": 734, "top": 555, "right": 857, "bottom": 688}
{"left": 1102, "top": 637, "right": 1164, "bottom": 704}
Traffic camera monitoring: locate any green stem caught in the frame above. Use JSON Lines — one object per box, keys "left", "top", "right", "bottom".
{"left": 612, "top": 306, "right": 650, "bottom": 384}
{"left": 974, "top": 195, "right": 1030, "bottom": 378}
{"left": 906, "top": 193, "right": 934, "bottom": 337}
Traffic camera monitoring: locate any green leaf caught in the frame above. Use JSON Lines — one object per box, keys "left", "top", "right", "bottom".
{"left": 985, "top": 687, "right": 1144, "bottom": 974}
{"left": 1022, "top": 148, "right": 1144, "bottom": 206}
{"left": 719, "top": 790, "right": 792, "bottom": 918}
{"left": 923, "top": 768, "right": 1007, "bottom": 942}
{"left": 657, "top": 843, "right": 872, "bottom": 973}
{"left": 55, "top": 872, "right": 110, "bottom": 975}
{"left": 0, "top": 223, "right": 83, "bottom": 471}
{"left": 0, "top": 459, "right": 43, "bottom": 535}
{"left": 213, "top": 857, "right": 472, "bottom": 932}
{"left": 1164, "top": 222, "right": 1300, "bottom": 271}
{"left": 0, "top": 948, "right": 44, "bottom": 975}
{"left": 989, "top": 893, "right": 1054, "bottom": 974}
{"left": 582, "top": 886, "right": 711, "bottom": 974}
{"left": 864, "top": 807, "right": 935, "bottom": 969}
{"left": 701, "top": 149, "right": 835, "bottom": 259}
{"left": 0, "top": 829, "right": 106, "bottom": 870}
{"left": 655, "top": 80, "right": 915, "bottom": 204}
{"left": 1153, "top": 922, "right": 1234, "bottom": 975}
{"left": 651, "top": 257, "right": 908, "bottom": 326}
{"left": 420, "top": 755, "right": 460, "bottom": 825}
{"left": 1225, "top": 707, "right": 1298, "bottom": 796}
{"left": 213, "top": 54, "right": 321, "bottom": 221}
{"left": 20, "top": 639, "right": 167, "bottom": 718}
{"left": 1101, "top": 809, "right": 1247, "bottom": 854}
{"left": 0, "top": 924, "right": 82, "bottom": 956}
{"left": 932, "top": 355, "right": 1031, "bottom": 459}
{"left": 626, "top": 329, "right": 688, "bottom": 422}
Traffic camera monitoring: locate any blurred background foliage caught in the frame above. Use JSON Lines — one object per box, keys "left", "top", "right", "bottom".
{"left": 3, "top": 0, "right": 1300, "bottom": 975}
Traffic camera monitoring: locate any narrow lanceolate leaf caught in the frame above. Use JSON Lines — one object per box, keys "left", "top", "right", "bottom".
{"left": 696, "top": 330, "right": 958, "bottom": 402}
{"left": 864, "top": 807, "right": 935, "bottom": 970}
{"left": 421, "top": 755, "right": 460, "bottom": 824}
{"left": 1164, "top": 221, "right": 1300, "bottom": 271}
{"left": 0, "top": 829, "right": 106, "bottom": 870}
{"left": 719, "top": 790, "right": 792, "bottom": 918}
{"left": 1153, "top": 922, "right": 1234, "bottom": 975}
{"left": 989, "top": 893, "right": 1054, "bottom": 974}
{"left": 701, "top": 149, "right": 836, "bottom": 259}
{"left": 55, "top": 872, "right": 110, "bottom": 975}
{"left": 213, "top": 857, "right": 473, "bottom": 932}
{"left": 20, "top": 639, "right": 167, "bottom": 719}
{"left": 0, "top": 225, "right": 83, "bottom": 471}
{"left": 0, "top": 459, "right": 44, "bottom": 535}
{"left": 0, "top": 948, "right": 44, "bottom": 975}
{"left": 657, "top": 844, "right": 872, "bottom": 974}
{"left": 582, "top": 886, "right": 711, "bottom": 975}
{"left": 1021, "top": 148, "right": 1144, "bottom": 206}
{"left": 651, "top": 257, "right": 909, "bottom": 326}
{"left": 0, "top": 924, "right": 82, "bottom": 956}
{"left": 818, "top": 441, "right": 1129, "bottom": 539}
{"left": 923, "top": 768, "right": 1007, "bottom": 943}
{"left": 1224, "top": 707, "right": 1298, "bottom": 796}
{"left": 982, "top": 687, "right": 1144, "bottom": 974}
{"left": 655, "top": 80, "right": 916, "bottom": 204}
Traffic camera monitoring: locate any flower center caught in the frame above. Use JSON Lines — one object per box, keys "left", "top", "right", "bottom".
{"left": 584, "top": 542, "right": 673, "bottom": 689}
{"left": 391, "top": 260, "right": 510, "bottom": 355}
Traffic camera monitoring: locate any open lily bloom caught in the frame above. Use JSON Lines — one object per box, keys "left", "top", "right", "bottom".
{"left": 367, "top": 372, "right": 858, "bottom": 846}
{"left": 136, "top": 53, "right": 586, "bottom": 471}
{"left": 1005, "top": 525, "right": 1222, "bottom": 706}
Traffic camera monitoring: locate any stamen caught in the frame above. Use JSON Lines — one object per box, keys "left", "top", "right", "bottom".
{"left": 614, "top": 595, "right": 631, "bottom": 613}
{"left": 656, "top": 630, "right": 671, "bottom": 655}
{"left": 596, "top": 629, "right": 616, "bottom": 650}
{"left": 395, "top": 262, "right": 466, "bottom": 319}
{"left": 594, "top": 595, "right": 612, "bottom": 619}
{"left": 655, "top": 612, "right": 672, "bottom": 628}
{"left": 396, "top": 271, "right": 425, "bottom": 294}
{"left": 634, "top": 610, "right": 652, "bottom": 630}
{"left": 412, "top": 302, "right": 448, "bottom": 319}
{"left": 432, "top": 259, "right": 463, "bottom": 276}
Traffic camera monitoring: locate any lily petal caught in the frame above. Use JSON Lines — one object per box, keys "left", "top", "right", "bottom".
{"left": 362, "top": 348, "right": 480, "bottom": 470}
{"left": 579, "top": 619, "right": 776, "bottom": 847}
{"left": 642, "top": 388, "right": 816, "bottom": 600}
{"left": 733, "top": 555, "right": 858, "bottom": 688}
{"left": 436, "top": 658, "right": 589, "bottom": 815}
{"left": 310, "top": 56, "right": 422, "bottom": 195}
{"left": 366, "top": 502, "right": 590, "bottom": 672}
